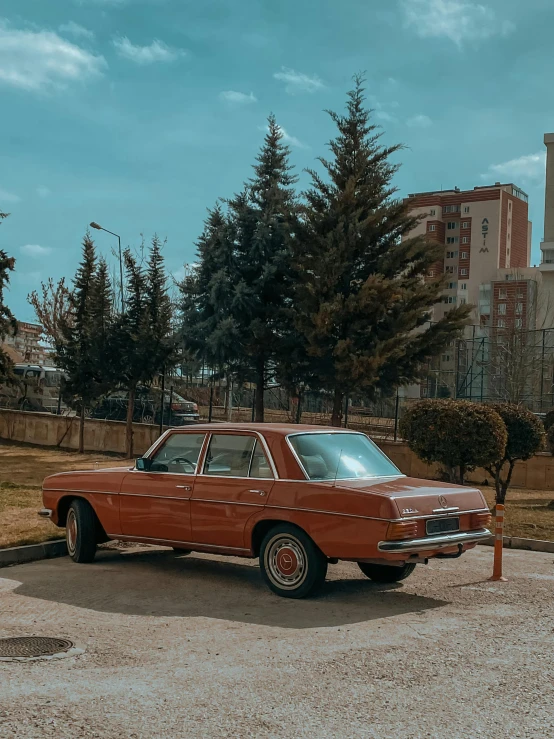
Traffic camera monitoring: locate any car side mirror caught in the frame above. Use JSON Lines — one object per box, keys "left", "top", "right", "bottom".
{"left": 135, "top": 457, "right": 152, "bottom": 471}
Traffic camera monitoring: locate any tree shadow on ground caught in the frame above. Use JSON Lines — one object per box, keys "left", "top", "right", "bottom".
{"left": 2, "top": 549, "right": 448, "bottom": 629}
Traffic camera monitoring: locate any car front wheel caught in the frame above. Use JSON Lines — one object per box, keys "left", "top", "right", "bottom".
{"left": 358, "top": 562, "right": 416, "bottom": 583}
{"left": 259, "top": 524, "right": 328, "bottom": 599}
{"left": 66, "top": 499, "right": 98, "bottom": 563}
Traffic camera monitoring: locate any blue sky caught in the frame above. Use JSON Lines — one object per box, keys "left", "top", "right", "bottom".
{"left": 1, "top": 0, "right": 553, "bottom": 321}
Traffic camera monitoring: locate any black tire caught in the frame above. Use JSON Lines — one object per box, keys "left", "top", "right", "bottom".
{"left": 172, "top": 548, "right": 192, "bottom": 555}
{"left": 66, "top": 499, "right": 98, "bottom": 563}
{"left": 358, "top": 562, "right": 416, "bottom": 583}
{"left": 259, "top": 524, "right": 328, "bottom": 599}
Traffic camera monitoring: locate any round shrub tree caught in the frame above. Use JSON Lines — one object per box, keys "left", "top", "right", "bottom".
{"left": 400, "top": 399, "right": 507, "bottom": 484}
{"left": 484, "top": 404, "right": 545, "bottom": 504}
{"left": 547, "top": 424, "right": 554, "bottom": 456}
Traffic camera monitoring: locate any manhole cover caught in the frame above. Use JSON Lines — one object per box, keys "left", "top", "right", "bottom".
{"left": 0, "top": 637, "right": 74, "bottom": 659}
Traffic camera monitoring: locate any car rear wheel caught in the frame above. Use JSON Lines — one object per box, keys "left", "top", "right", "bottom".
{"left": 259, "top": 524, "right": 328, "bottom": 599}
{"left": 66, "top": 499, "right": 97, "bottom": 563}
{"left": 358, "top": 562, "right": 416, "bottom": 583}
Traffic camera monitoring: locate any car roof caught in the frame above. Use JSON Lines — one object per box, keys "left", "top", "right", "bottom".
{"left": 170, "top": 423, "right": 363, "bottom": 437}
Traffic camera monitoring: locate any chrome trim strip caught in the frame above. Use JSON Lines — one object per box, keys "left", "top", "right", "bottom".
{"left": 265, "top": 504, "right": 385, "bottom": 522}
{"left": 42, "top": 488, "right": 119, "bottom": 496}
{"left": 108, "top": 534, "right": 250, "bottom": 553}
{"left": 119, "top": 492, "right": 192, "bottom": 501}
{"left": 38, "top": 508, "right": 52, "bottom": 518}
{"left": 390, "top": 508, "right": 487, "bottom": 522}
{"left": 377, "top": 529, "right": 491, "bottom": 553}
{"left": 195, "top": 474, "right": 275, "bottom": 482}
{"left": 193, "top": 498, "right": 263, "bottom": 508}
{"left": 432, "top": 506, "right": 460, "bottom": 514}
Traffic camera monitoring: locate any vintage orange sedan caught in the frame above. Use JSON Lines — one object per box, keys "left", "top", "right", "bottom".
{"left": 40, "top": 424, "right": 492, "bottom": 598}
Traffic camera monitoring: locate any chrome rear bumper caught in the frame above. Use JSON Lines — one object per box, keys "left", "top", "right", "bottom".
{"left": 378, "top": 528, "right": 491, "bottom": 553}
{"left": 38, "top": 508, "right": 53, "bottom": 519}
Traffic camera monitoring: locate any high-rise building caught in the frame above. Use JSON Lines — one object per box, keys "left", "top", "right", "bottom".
{"left": 404, "top": 182, "right": 532, "bottom": 325}
{"left": 2, "top": 321, "right": 49, "bottom": 365}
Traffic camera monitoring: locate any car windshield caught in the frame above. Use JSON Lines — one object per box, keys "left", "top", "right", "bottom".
{"left": 288, "top": 433, "right": 401, "bottom": 481}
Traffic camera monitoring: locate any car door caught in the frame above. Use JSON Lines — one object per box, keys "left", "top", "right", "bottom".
{"left": 191, "top": 432, "right": 274, "bottom": 550}
{"left": 119, "top": 431, "right": 207, "bottom": 543}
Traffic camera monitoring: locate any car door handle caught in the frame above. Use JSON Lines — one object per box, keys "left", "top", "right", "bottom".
{"left": 176, "top": 485, "right": 192, "bottom": 491}
{"left": 248, "top": 489, "right": 267, "bottom": 496}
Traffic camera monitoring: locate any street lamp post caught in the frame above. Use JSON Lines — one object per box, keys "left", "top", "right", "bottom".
{"left": 90, "top": 222, "right": 125, "bottom": 311}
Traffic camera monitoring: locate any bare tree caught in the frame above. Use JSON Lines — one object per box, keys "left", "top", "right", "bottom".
{"left": 28, "top": 277, "right": 73, "bottom": 348}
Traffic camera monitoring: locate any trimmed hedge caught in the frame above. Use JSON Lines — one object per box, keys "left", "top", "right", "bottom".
{"left": 400, "top": 399, "right": 507, "bottom": 484}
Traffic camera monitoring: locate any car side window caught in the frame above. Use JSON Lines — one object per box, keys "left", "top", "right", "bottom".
{"left": 149, "top": 433, "right": 206, "bottom": 474}
{"left": 249, "top": 440, "right": 273, "bottom": 479}
{"left": 203, "top": 434, "right": 256, "bottom": 477}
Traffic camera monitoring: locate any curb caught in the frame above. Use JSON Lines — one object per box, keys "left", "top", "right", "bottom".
{"left": 0, "top": 540, "right": 67, "bottom": 569}
{"left": 480, "top": 536, "right": 554, "bottom": 554}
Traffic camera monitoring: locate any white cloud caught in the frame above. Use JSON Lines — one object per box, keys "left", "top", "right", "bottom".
{"left": 59, "top": 21, "right": 95, "bottom": 40}
{"left": 401, "top": 0, "right": 516, "bottom": 46}
{"left": 481, "top": 151, "right": 546, "bottom": 185}
{"left": 20, "top": 244, "right": 52, "bottom": 257}
{"left": 0, "top": 20, "right": 106, "bottom": 92}
{"left": 369, "top": 95, "right": 399, "bottom": 124}
{"left": 406, "top": 114, "right": 433, "bottom": 128}
{"left": 36, "top": 186, "right": 51, "bottom": 198}
{"left": 219, "top": 90, "right": 257, "bottom": 105}
{"left": 0, "top": 188, "right": 21, "bottom": 204}
{"left": 273, "top": 67, "right": 324, "bottom": 94}
{"left": 113, "top": 37, "right": 186, "bottom": 64}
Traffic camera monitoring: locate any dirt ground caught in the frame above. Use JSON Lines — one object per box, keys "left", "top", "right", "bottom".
{"left": 0, "top": 545, "right": 553, "bottom": 738}
{"left": 0, "top": 442, "right": 131, "bottom": 549}
{"left": 1, "top": 441, "right": 553, "bottom": 549}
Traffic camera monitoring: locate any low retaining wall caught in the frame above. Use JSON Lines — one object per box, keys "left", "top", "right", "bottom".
{"left": 0, "top": 409, "right": 159, "bottom": 456}
{"left": 377, "top": 440, "right": 554, "bottom": 491}
{"left": 1, "top": 409, "right": 553, "bottom": 489}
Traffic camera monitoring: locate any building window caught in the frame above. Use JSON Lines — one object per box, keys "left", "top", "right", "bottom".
{"left": 461, "top": 251, "right": 468, "bottom": 259}
{"left": 443, "top": 205, "right": 460, "bottom": 214}
{"left": 429, "top": 209, "right": 436, "bottom": 216}
{"left": 515, "top": 318, "right": 522, "bottom": 328}
{"left": 509, "top": 201, "right": 512, "bottom": 211}
{"left": 462, "top": 221, "right": 470, "bottom": 229}
{"left": 516, "top": 303, "right": 523, "bottom": 315}
{"left": 497, "top": 319, "right": 506, "bottom": 328}
{"left": 464, "top": 206, "right": 470, "bottom": 213}
{"left": 462, "top": 237, "right": 470, "bottom": 244}
{"left": 429, "top": 224, "right": 436, "bottom": 232}
{"left": 498, "top": 303, "right": 506, "bottom": 314}
{"left": 447, "top": 222, "right": 458, "bottom": 230}
{"left": 460, "top": 283, "right": 467, "bottom": 290}
{"left": 460, "top": 268, "right": 468, "bottom": 276}
{"left": 448, "top": 282, "right": 457, "bottom": 289}
{"left": 442, "top": 354, "right": 451, "bottom": 362}
{"left": 446, "top": 237, "right": 459, "bottom": 245}
{"left": 499, "top": 288, "right": 507, "bottom": 299}
{"left": 460, "top": 297, "right": 466, "bottom": 304}
{"left": 517, "top": 290, "right": 524, "bottom": 299}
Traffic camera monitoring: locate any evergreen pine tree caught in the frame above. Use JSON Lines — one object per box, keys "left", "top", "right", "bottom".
{"left": 292, "top": 76, "right": 471, "bottom": 426}
{"left": 113, "top": 237, "right": 176, "bottom": 457}
{"left": 231, "top": 115, "right": 299, "bottom": 420}
{"left": 0, "top": 211, "right": 17, "bottom": 386}
{"left": 56, "top": 232, "right": 100, "bottom": 451}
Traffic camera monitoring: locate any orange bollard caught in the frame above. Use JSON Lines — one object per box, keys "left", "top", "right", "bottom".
{"left": 489, "top": 503, "right": 508, "bottom": 582}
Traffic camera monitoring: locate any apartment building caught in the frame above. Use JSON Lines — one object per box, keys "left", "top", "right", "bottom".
{"left": 2, "top": 321, "right": 49, "bottom": 365}
{"left": 405, "top": 182, "right": 532, "bottom": 324}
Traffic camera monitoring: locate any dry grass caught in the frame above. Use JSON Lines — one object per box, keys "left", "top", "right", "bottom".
{"left": 479, "top": 486, "right": 554, "bottom": 542}
{"left": 1, "top": 441, "right": 553, "bottom": 549}
{"left": 0, "top": 442, "right": 131, "bottom": 550}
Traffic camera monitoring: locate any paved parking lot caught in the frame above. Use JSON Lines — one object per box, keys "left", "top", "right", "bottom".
{"left": 1, "top": 545, "right": 553, "bottom": 738}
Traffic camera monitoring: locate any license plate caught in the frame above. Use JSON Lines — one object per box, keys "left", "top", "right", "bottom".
{"left": 426, "top": 517, "right": 460, "bottom": 535}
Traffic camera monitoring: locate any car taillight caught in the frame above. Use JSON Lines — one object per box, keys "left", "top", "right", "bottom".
{"left": 471, "top": 511, "right": 492, "bottom": 529}
{"left": 171, "top": 403, "right": 180, "bottom": 411}
{"left": 192, "top": 403, "right": 198, "bottom": 412}
{"left": 386, "top": 521, "right": 419, "bottom": 541}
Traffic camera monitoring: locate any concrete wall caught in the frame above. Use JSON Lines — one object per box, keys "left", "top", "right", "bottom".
{"left": 0, "top": 409, "right": 553, "bottom": 490}
{"left": 0, "top": 409, "right": 160, "bottom": 457}
{"left": 377, "top": 440, "right": 554, "bottom": 491}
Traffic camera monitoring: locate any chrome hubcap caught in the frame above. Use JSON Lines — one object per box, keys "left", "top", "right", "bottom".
{"left": 266, "top": 536, "right": 307, "bottom": 589}
{"left": 66, "top": 510, "right": 77, "bottom": 556}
